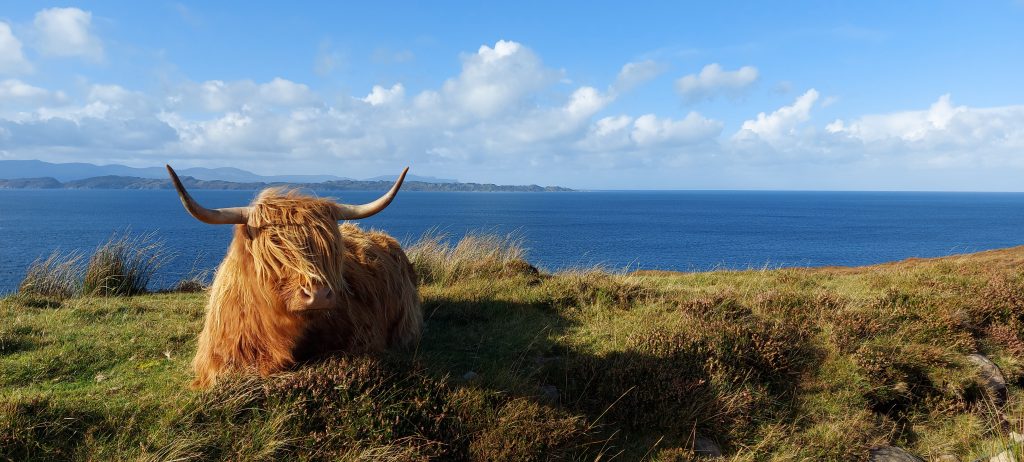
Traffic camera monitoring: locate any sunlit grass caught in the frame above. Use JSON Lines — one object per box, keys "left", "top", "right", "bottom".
{"left": 4, "top": 236, "right": 1024, "bottom": 460}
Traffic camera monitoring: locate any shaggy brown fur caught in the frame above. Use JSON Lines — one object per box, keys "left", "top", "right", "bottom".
{"left": 191, "top": 188, "right": 421, "bottom": 388}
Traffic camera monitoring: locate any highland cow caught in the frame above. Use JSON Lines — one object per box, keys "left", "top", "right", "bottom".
{"left": 166, "top": 165, "right": 421, "bottom": 388}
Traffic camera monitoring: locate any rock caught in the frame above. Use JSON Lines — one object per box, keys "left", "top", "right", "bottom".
{"left": 1011, "top": 431, "right": 1024, "bottom": 443}
{"left": 693, "top": 436, "right": 723, "bottom": 458}
{"left": 538, "top": 385, "right": 559, "bottom": 405}
{"left": 94, "top": 373, "right": 108, "bottom": 383}
{"left": 990, "top": 450, "right": 1017, "bottom": 462}
{"left": 461, "top": 371, "right": 479, "bottom": 382}
{"left": 868, "top": 446, "right": 925, "bottom": 462}
{"left": 967, "top": 354, "right": 1008, "bottom": 407}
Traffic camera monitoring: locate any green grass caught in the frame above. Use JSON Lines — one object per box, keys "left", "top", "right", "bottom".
{"left": 5, "top": 238, "right": 1024, "bottom": 460}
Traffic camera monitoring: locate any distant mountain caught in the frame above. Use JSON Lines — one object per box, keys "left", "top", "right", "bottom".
{"left": 160, "top": 166, "right": 353, "bottom": 184}
{"left": 0, "top": 160, "right": 452, "bottom": 184}
{"left": 365, "top": 174, "right": 458, "bottom": 184}
{"left": 0, "top": 174, "right": 573, "bottom": 192}
{"left": 0, "top": 160, "right": 165, "bottom": 182}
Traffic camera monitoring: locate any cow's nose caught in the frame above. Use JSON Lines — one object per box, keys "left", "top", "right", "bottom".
{"left": 300, "top": 285, "right": 336, "bottom": 310}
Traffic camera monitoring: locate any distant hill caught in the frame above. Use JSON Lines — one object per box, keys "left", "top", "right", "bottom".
{"left": 0, "top": 174, "right": 573, "bottom": 192}
{"left": 366, "top": 174, "right": 458, "bottom": 184}
{"left": 0, "top": 160, "right": 459, "bottom": 184}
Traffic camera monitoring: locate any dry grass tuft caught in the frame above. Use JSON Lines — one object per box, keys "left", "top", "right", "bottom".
{"left": 406, "top": 231, "right": 537, "bottom": 285}
{"left": 82, "top": 232, "right": 168, "bottom": 296}
{"left": 17, "top": 250, "right": 83, "bottom": 300}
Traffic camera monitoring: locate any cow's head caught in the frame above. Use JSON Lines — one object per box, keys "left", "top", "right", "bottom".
{"left": 166, "top": 164, "right": 408, "bottom": 312}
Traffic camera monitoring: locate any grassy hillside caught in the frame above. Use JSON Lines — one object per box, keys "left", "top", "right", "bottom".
{"left": 4, "top": 238, "right": 1024, "bottom": 461}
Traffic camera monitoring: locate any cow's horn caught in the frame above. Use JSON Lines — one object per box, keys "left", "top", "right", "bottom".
{"left": 166, "top": 164, "right": 250, "bottom": 225}
{"left": 333, "top": 167, "right": 409, "bottom": 220}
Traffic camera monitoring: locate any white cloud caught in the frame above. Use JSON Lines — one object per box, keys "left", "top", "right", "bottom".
{"left": 595, "top": 115, "right": 633, "bottom": 136}
{"left": 32, "top": 7, "right": 103, "bottom": 61}
{"left": 579, "top": 115, "right": 635, "bottom": 151}
{"left": 675, "top": 63, "right": 759, "bottom": 103}
{"left": 441, "top": 40, "right": 560, "bottom": 118}
{"left": 631, "top": 113, "right": 723, "bottom": 147}
{"left": 1, "top": 82, "right": 175, "bottom": 152}
{"left": 734, "top": 89, "right": 819, "bottom": 143}
{"left": 825, "top": 94, "right": 1024, "bottom": 150}
{"left": 613, "top": 60, "right": 663, "bottom": 93}
{"left": 259, "top": 78, "right": 316, "bottom": 106}
{"left": 88, "top": 84, "right": 135, "bottom": 103}
{"left": 168, "top": 78, "right": 317, "bottom": 112}
{"left": 564, "top": 86, "right": 611, "bottom": 119}
{"left": 0, "top": 79, "right": 50, "bottom": 101}
{"left": 723, "top": 92, "right": 1024, "bottom": 182}
{"left": 0, "top": 23, "right": 32, "bottom": 74}
{"left": 362, "top": 84, "right": 405, "bottom": 106}
{"left": 0, "top": 116, "right": 177, "bottom": 151}
{"left": 496, "top": 86, "right": 616, "bottom": 147}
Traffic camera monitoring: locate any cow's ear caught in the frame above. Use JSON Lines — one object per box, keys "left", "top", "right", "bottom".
{"left": 243, "top": 225, "right": 257, "bottom": 240}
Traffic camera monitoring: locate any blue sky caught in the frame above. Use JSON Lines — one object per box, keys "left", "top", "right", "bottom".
{"left": 1, "top": 1, "right": 1022, "bottom": 190}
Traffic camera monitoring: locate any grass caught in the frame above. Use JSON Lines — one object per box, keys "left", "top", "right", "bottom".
{"left": 406, "top": 230, "right": 535, "bottom": 285}
{"left": 17, "top": 250, "right": 83, "bottom": 299}
{"left": 5, "top": 235, "right": 1024, "bottom": 460}
{"left": 16, "top": 231, "right": 168, "bottom": 300}
{"left": 82, "top": 232, "right": 168, "bottom": 296}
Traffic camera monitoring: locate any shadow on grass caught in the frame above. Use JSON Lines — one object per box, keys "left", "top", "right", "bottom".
{"left": 6, "top": 276, "right": 966, "bottom": 461}
{"left": 0, "top": 396, "right": 111, "bottom": 462}
{"left": 0, "top": 324, "right": 42, "bottom": 358}
{"left": 399, "top": 283, "right": 829, "bottom": 459}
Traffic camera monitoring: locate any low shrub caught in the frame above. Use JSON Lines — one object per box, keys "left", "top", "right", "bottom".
{"left": 561, "top": 292, "right": 820, "bottom": 446}
{"left": 542, "top": 270, "right": 650, "bottom": 311}
{"left": 852, "top": 339, "right": 972, "bottom": 417}
{"left": 143, "top": 357, "right": 594, "bottom": 461}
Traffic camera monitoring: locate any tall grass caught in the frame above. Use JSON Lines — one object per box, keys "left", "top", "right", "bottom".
{"left": 81, "top": 232, "right": 168, "bottom": 296}
{"left": 406, "top": 231, "right": 536, "bottom": 285}
{"left": 17, "top": 250, "right": 83, "bottom": 299}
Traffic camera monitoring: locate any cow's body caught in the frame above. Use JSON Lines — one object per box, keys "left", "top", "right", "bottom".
{"left": 165, "top": 168, "right": 421, "bottom": 389}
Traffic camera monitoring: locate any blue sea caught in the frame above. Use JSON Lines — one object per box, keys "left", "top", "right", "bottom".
{"left": 2, "top": 189, "right": 1024, "bottom": 294}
